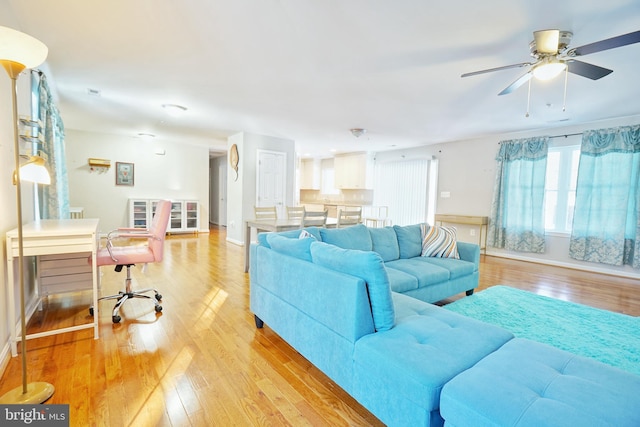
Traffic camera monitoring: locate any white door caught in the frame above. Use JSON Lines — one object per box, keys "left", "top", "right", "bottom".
{"left": 257, "top": 150, "right": 287, "bottom": 218}
{"left": 219, "top": 162, "right": 227, "bottom": 226}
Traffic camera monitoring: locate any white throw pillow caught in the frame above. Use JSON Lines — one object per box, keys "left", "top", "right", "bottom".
{"left": 420, "top": 224, "right": 460, "bottom": 259}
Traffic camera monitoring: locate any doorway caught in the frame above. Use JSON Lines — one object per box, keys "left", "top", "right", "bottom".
{"left": 256, "top": 150, "right": 287, "bottom": 218}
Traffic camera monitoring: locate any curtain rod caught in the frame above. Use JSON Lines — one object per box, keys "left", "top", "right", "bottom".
{"left": 499, "top": 132, "right": 582, "bottom": 144}
{"left": 550, "top": 132, "right": 582, "bottom": 139}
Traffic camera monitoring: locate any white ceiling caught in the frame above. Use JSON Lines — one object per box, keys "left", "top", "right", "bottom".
{"left": 3, "top": 1, "right": 640, "bottom": 158}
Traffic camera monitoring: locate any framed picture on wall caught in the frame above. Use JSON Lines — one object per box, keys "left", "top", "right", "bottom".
{"left": 116, "top": 162, "right": 134, "bottom": 186}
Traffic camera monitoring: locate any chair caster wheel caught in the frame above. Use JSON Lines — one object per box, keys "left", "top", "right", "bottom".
{"left": 89, "top": 307, "right": 94, "bottom": 316}
{"left": 155, "top": 294, "right": 162, "bottom": 301}
{"left": 112, "top": 315, "right": 121, "bottom": 324}
{"left": 155, "top": 305, "right": 163, "bottom": 313}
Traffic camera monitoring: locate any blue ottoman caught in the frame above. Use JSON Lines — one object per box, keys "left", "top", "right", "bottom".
{"left": 440, "top": 338, "right": 640, "bottom": 427}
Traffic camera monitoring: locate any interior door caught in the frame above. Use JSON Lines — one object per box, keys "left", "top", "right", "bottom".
{"left": 219, "top": 162, "right": 227, "bottom": 226}
{"left": 256, "top": 150, "right": 287, "bottom": 218}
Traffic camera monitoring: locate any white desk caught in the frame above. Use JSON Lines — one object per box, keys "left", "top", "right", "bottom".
{"left": 6, "top": 218, "right": 100, "bottom": 356}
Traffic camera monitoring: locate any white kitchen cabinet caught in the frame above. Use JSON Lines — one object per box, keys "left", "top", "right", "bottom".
{"left": 334, "top": 152, "right": 373, "bottom": 189}
{"left": 130, "top": 199, "right": 199, "bottom": 233}
{"left": 300, "top": 158, "right": 321, "bottom": 189}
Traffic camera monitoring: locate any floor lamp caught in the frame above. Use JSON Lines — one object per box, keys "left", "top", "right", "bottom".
{"left": 0, "top": 26, "right": 54, "bottom": 404}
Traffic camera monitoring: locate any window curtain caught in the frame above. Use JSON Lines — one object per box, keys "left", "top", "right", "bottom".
{"left": 569, "top": 124, "right": 640, "bottom": 268}
{"left": 34, "top": 71, "right": 69, "bottom": 219}
{"left": 487, "top": 137, "right": 549, "bottom": 253}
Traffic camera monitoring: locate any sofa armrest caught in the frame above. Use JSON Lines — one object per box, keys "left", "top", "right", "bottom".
{"left": 457, "top": 242, "right": 480, "bottom": 270}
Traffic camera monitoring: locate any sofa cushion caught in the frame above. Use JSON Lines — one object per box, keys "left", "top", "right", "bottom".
{"left": 441, "top": 338, "right": 640, "bottom": 427}
{"left": 385, "top": 267, "right": 419, "bottom": 293}
{"left": 310, "top": 241, "right": 394, "bottom": 331}
{"left": 353, "top": 293, "right": 514, "bottom": 422}
{"left": 369, "top": 226, "right": 400, "bottom": 262}
{"left": 385, "top": 258, "right": 451, "bottom": 287}
{"left": 320, "top": 224, "right": 373, "bottom": 251}
{"left": 420, "top": 224, "right": 460, "bottom": 259}
{"left": 419, "top": 257, "right": 475, "bottom": 279}
{"left": 393, "top": 224, "right": 423, "bottom": 258}
{"left": 258, "top": 227, "right": 323, "bottom": 247}
{"left": 266, "top": 233, "right": 314, "bottom": 262}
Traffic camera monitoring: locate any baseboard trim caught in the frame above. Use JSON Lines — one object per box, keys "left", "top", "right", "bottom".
{"left": 226, "top": 237, "right": 244, "bottom": 246}
{"left": 486, "top": 251, "right": 640, "bottom": 280}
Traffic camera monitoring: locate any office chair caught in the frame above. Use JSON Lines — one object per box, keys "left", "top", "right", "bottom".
{"left": 90, "top": 199, "right": 171, "bottom": 323}
{"left": 337, "top": 207, "right": 362, "bottom": 228}
{"left": 301, "top": 209, "right": 328, "bottom": 228}
{"left": 254, "top": 206, "right": 277, "bottom": 220}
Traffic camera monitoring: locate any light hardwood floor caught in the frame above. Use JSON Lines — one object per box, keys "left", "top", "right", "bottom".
{"left": 0, "top": 226, "right": 638, "bottom": 426}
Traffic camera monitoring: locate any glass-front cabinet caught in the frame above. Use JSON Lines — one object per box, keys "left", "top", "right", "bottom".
{"left": 129, "top": 199, "right": 199, "bottom": 233}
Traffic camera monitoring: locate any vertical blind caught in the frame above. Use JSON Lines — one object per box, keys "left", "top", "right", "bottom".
{"left": 373, "top": 158, "right": 433, "bottom": 226}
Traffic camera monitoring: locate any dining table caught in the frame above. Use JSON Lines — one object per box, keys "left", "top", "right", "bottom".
{"left": 244, "top": 217, "right": 336, "bottom": 272}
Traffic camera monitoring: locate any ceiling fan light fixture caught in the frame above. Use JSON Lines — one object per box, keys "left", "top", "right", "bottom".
{"left": 533, "top": 60, "right": 567, "bottom": 81}
{"left": 350, "top": 128, "right": 366, "bottom": 138}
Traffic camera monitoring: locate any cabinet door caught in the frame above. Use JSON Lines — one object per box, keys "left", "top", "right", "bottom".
{"left": 131, "top": 199, "right": 149, "bottom": 228}
{"left": 185, "top": 201, "right": 199, "bottom": 230}
{"left": 300, "top": 159, "right": 320, "bottom": 189}
{"left": 335, "top": 153, "right": 370, "bottom": 189}
{"left": 169, "top": 201, "right": 183, "bottom": 231}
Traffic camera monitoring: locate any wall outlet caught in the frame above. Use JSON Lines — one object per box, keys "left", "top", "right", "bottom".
{"left": 469, "top": 229, "right": 476, "bottom": 237}
{"left": 440, "top": 191, "right": 451, "bottom": 198}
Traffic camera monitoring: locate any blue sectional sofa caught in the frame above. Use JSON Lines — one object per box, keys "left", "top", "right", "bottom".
{"left": 249, "top": 223, "right": 640, "bottom": 427}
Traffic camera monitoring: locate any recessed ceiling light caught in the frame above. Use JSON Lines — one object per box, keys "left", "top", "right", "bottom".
{"left": 137, "top": 132, "right": 155, "bottom": 140}
{"left": 161, "top": 103, "right": 188, "bottom": 116}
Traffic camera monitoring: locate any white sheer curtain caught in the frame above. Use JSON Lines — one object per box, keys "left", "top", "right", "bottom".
{"left": 373, "top": 158, "right": 436, "bottom": 226}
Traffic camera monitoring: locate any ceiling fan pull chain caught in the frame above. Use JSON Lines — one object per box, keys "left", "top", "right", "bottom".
{"left": 562, "top": 65, "right": 568, "bottom": 112}
{"left": 525, "top": 78, "right": 531, "bottom": 117}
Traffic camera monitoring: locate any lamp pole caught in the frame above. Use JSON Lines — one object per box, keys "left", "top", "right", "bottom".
{"left": 0, "top": 27, "right": 54, "bottom": 404}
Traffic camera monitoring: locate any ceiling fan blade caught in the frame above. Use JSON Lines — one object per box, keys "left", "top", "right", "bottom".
{"left": 570, "top": 30, "right": 640, "bottom": 56}
{"left": 498, "top": 71, "right": 533, "bottom": 96}
{"left": 567, "top": 60, "right": 613, "bottom": 80}
{"left": 534, "top": 29, "right": 560, "bottom": 54}
{"left": 461, "top": 62, "right": 531, "bottom": 78}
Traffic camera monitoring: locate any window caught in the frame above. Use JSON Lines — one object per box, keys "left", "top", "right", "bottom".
{"left": 544, "top": 145, "right": 579, "bottom": 233}
{"left": 373, "top": 158, "right": 436, "bottom": 226}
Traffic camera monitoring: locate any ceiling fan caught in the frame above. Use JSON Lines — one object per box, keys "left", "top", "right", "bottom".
{"left": 462, "top": 29, "right": 640, "bottom": 96}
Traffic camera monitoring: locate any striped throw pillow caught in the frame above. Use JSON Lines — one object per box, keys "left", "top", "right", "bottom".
{"left": 420, "top": 224, "right": 460, "bottom": 259}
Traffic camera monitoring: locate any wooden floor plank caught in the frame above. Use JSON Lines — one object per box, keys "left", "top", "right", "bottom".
{"left": 0, "top": 225, "right": 638, "bottom": 426}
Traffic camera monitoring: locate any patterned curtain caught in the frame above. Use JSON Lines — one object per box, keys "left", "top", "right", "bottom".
{"left": 487, "top": 137, "right": 549, "bottom": 253}
{"left": 35, "top": 72, "right": 69, "bottom": 219}
{"left": 569, "top": 124, "right": 640, "bottom": 268}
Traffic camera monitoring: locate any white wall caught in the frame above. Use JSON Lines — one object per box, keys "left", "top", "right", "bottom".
{"left": 386, "top": 114, "right": 640, "bottom": 279}
{"left": 66, "top": 129, "right": 210, "bottom": 233}
{"left": 225, "top": 132, "right": 296, "bottom": 244}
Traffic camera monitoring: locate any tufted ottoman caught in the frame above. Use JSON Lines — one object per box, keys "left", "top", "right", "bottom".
{"left": 440, "top": 338, "right": 640, "bottom": 427}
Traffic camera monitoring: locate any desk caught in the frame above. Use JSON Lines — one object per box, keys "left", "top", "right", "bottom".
{"left": 434, "top": 214, "right": 488, "bottom": 254}
{"left": 6, "top": 219, "right": 100, "bottom": 356}
{"left": 244, "top": 218, "right": 337, "bottom": 272}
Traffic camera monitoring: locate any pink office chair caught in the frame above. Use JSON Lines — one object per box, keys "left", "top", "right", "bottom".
{"left": 90, "top": 199, "right": 171, "bottom": 323}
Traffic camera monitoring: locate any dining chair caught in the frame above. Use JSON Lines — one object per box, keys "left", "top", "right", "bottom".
{"left": 286, "top": 206, "right": 305, "bottom": 220}
{"left": 90, "top": 199, "right": 171, "bottom": 323}
{"left": 362, "top": 205, "right": 391, "bottom": 228}
{"left": 301, "top": 209, "right": 328, "bottom": 228}
{"left": 337, "top": 207, "right": 362, "bottom": 228}
{"left": 254, "top": 206, "right": 277, "bottom": 220}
